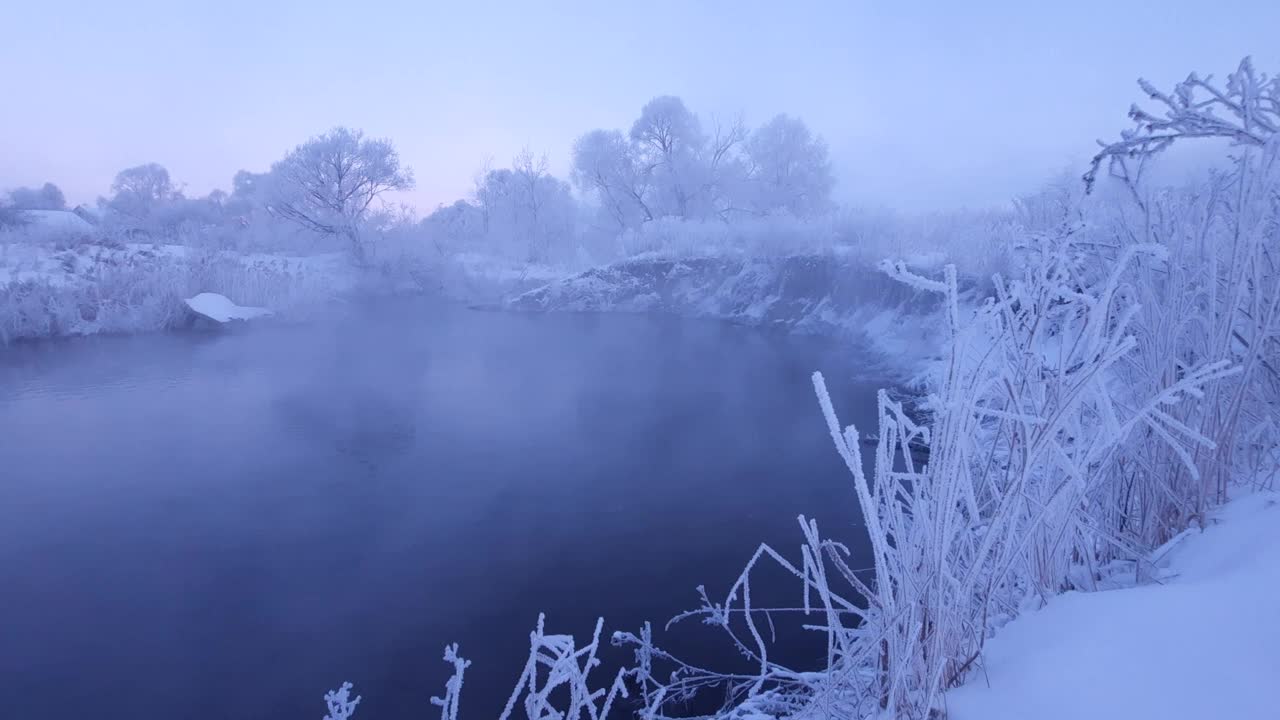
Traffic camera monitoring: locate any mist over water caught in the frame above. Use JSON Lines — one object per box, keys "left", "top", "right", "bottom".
{"left": 0, "top": 301, "right": 881, "bottom": 719}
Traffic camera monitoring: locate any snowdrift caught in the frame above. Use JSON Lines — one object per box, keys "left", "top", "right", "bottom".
{"left": 947, "top": 491, "right": 1280, "bottom": 720}
{"left": 184, "top": 292, "right": 272, "bottom": 323}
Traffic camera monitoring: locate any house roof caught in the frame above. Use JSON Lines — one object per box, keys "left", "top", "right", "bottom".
{"left": 16, "top": 210, "right": 96, "bottom": 234}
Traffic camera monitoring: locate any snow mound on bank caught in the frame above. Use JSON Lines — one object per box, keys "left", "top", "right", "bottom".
{"left": 184, "top": 292, "right": 273, "bottom": 322}
{"left": 946, "top": 491, "right": 1280, "bottom": 720}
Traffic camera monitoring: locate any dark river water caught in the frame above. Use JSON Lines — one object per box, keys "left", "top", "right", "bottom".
{"left": 0, "top": 302, "right": 880, "bottom": 719}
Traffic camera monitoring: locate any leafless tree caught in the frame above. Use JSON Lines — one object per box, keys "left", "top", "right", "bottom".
{"left": 743, "top": 113, "right": 833, "bottom": 217}
{"left": 475, "top": 150, "right": 575, "bottom": 262}
{"left": 571, "top": 129, "right": 653, "bottom": 228}
{"left": 269, "top": 127, "right": 414, "bottom": 262}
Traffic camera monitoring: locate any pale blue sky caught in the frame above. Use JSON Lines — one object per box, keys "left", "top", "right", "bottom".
{"left": 4, "top": 0, "right": 1278, "bottom": 212}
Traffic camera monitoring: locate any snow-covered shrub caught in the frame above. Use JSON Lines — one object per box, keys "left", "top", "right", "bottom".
{"left": 822, "top": 239, "right": 1232, "bottom": 715}
{"left": 1084, "top": 57, "right": 1280, "bottom": 540}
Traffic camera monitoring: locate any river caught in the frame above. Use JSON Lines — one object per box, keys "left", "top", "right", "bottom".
{"left": 0, "top": 301, "right": 881, "bottom": 719}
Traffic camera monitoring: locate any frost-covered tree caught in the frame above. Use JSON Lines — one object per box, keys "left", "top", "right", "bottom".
{"left": 574, "top": 98, "right": 738, "bottom": 227}
{"left": 573, "top": 98, "right": 830, "bottom": 231}
{"left": 105, "top": 163, "right": 180, "bottom": 224}
{"left": 701, "top": 115, "right": 750, "bottom": 218}
{"left": 230, "top": 170, "right": 268, "bottom": 205}
{"left": 743, "top": 114, "right": 833, "bottom": 216}
{"left": 630, "top": 96, "right": 706, "bottom": 219}
{"left": 571, "top": 129, "right": 653, "bottom": 229}
{"left": 422, "top": 199, "right": 485, "bottom": 256}
{"left": 475, "top": 151, "right": 576, "bottom": 262}
{"left": 267, "top": 127, "right": 414, "bottom": 262}
{"left": 7, "top": 182, "right": 66, "bottom": 210}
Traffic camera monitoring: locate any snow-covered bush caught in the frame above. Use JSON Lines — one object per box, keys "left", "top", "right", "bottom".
{"left": 1059, "top": 56, "right": 1280, "bottom": 545}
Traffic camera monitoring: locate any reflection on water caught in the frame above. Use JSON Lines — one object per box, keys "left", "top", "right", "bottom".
{"left": 0, "top": 302, "right": 880, "bottom": 719}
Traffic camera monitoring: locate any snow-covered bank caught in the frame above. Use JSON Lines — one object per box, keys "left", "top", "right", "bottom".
{"left": 509, "top": 253, "right": 954, "bottom": 378}
{"left": 946, "top": 491, "right": 1280, "bottom": 720}
{"left": 0, "top": 235, "right": 579, "bottom": 344}
{"left": 0, "top": 242, "right": 355, "bottom": 342}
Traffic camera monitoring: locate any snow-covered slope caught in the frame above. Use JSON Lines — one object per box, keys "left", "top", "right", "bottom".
{"left": 510, "top": 254, "right": 950, "bottom": 377}
{"left": 946, "top": 491, "right": 1280, "bottom": 720}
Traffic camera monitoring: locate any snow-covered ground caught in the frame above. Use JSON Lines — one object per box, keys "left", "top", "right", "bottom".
{"left": 946, "top": 490, "right": 1280, "bottom": 720}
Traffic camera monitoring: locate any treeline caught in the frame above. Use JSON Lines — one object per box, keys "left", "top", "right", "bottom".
{"left": 1, "top": 96, "right": 834, "bottom": 266}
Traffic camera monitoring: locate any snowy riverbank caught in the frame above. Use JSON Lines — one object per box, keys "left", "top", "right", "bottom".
{"left": 0, "top": 242, "right": 356, "bottom": 342}
{"left": 0, "top": 241, "right": 569, "bottom": 343}
{"left": 946, "top": 490, "right": 1280, "bottom": 720}
{"left": 2, "top": 240, "right": 948, "bottom": 382}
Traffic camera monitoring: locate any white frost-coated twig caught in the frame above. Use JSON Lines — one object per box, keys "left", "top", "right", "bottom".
{"left": 495, "top": 614, "right": 629, "bottom": 720}
{"left": 1086, "top": 56, "right": 1280, "bottom": 192}
{"left": 430, "top": 644, "right": 472, "bottom": 720}
{"left": 323, "top": 682, "right": 361, "bottom": 720}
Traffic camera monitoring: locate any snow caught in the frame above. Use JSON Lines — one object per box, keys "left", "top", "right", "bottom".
{"left": 945, "top": 491, "right": 1280, "bottom": 720}
{"left": 184, "top": 292, "right": 273, "bottom": 322}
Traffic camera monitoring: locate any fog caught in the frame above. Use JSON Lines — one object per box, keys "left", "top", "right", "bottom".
{"left": 5, "top": 0, "right": 1279, "bottom": 214}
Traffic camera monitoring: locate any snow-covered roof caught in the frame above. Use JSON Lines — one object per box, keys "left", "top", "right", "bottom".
{"left": 16, "top": 210, "right": 96, "bottom": 234}
{"left": 72, "top": 204, "right": 104, "bottom": 224}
